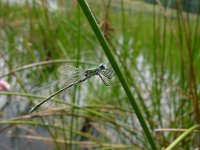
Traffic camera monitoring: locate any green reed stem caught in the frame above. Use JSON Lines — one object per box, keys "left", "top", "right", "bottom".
{"left": 77, "top": 0, "right": 157, "bottom": 149}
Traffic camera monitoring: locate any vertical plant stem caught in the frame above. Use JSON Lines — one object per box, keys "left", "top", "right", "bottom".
{"left": 77, "top": 0, "right": 157, "bottom": 149}
{"left": 120, "top": 0, "right": 127, "bottom": 57}
{"left": 75, "top": 3, "right": 82, "bottom": 131}
{"left": 70, "top": 5, "right": 82, "bottom": 150}
{"left": 176, "top": 1, "right": 200, "bottom": 124}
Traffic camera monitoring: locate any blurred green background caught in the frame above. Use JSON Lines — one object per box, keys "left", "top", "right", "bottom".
{"left": 0, "top": 0, "right": 200, "bottom": 149}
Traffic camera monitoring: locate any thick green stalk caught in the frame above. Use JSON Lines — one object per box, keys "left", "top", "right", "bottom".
{"left": 77, "top": 0, "right": 157, "bottom": 149}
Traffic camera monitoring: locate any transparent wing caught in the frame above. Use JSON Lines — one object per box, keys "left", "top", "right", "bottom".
{"left": 29, "top": 65, "right": 87, "bottom": 112}
{"left": 58, "top": 64, "right": 84, "bottom": 76}
{"left": 30, "top": 72, "right": 85, "bottom": 94}
{"left": 29, "top": 72, "right": 86, "bottom": 112}
{"left": 30, "top": 80, "right": 59, "bottom": 93}
{"left": 30, "top": 64, "right": 84, "bottom": 93}
{"left": 58, "top": 71, "right": 86, "bottom": 99}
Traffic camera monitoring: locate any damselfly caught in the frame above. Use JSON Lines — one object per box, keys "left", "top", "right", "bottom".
{"left": 29, "top": 64, "right": 115, "bottom": 113}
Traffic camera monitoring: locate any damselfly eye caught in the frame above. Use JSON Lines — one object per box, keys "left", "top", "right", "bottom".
{"left": 99, "top": 64, "right": 106, "bottom": 70}
{"left": 85, "top": 70, "right": 89, "bottom": 76}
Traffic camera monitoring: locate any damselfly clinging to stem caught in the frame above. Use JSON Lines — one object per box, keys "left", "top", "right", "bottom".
{"left": 29, "top": 64, "right": 115, "bottom": 113}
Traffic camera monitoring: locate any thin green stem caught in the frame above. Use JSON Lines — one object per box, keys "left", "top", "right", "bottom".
{"left": 166, "top": 125, "right": 200, "bottom": 150}
{"left": 77, "top": 0, "right": 157, "bottom": 149}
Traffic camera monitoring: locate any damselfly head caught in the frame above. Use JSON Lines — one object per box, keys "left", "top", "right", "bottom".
{"left": 85, "top": 70, "right": 89, "bottom": 76}
{"left": 98, "top": 64, "right": 106, "bottom": 70}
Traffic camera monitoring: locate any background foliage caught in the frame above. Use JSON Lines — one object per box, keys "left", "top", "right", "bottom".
{"left": 0, "top": 0, "right": 200, "bottom": 149}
